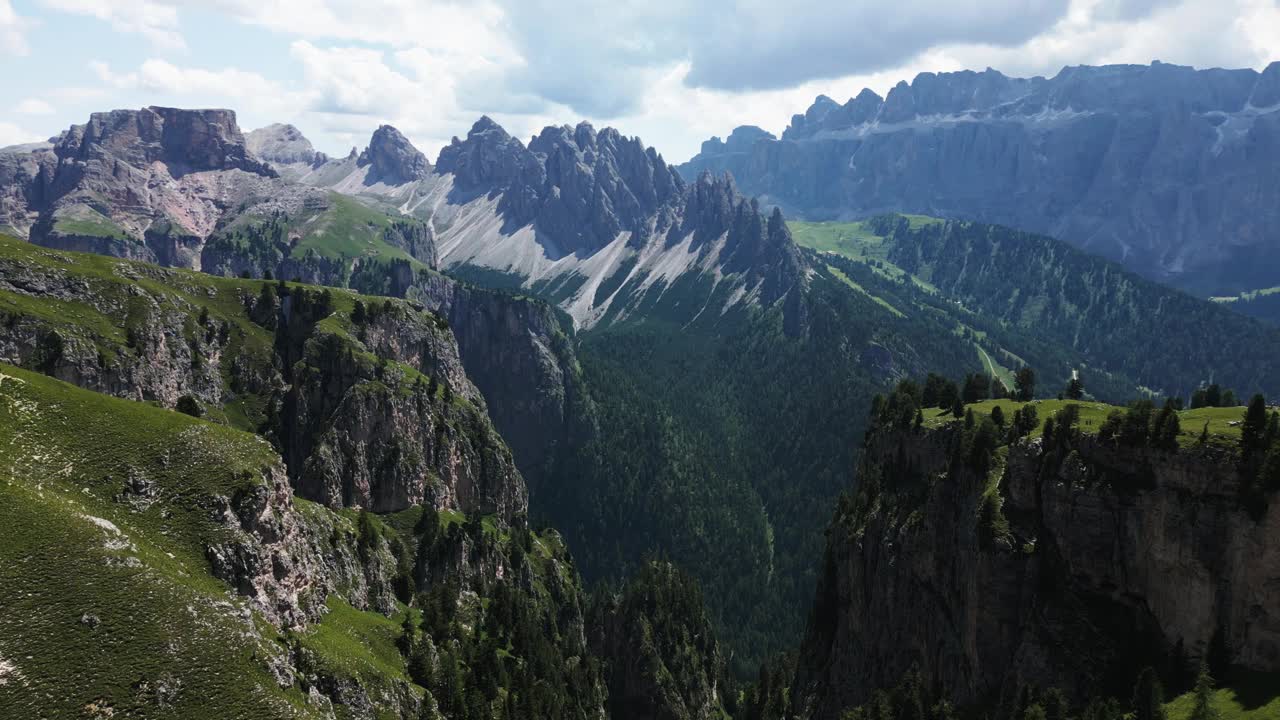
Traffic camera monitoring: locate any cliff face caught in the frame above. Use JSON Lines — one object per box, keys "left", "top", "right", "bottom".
{"left": 681, "top": 62, "right": 1280, "bottom": 296}
{"left": 16, "top": 107, "right": 284, "bottom": 265}
{"left": 408, "top": 269, "right": 595, "bottom": 492}
{"left": 794, "top": 418, "right": 1280, "bottom": 717}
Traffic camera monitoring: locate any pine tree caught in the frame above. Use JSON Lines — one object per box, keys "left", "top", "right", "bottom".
{"left": 1065, "top": 376, "right": 1084, "bottom": 400}
{"left": 1188, "top": 664, "right": 1219, "bottom": 720}
{"left": 1132, "top": 667, "right": 1167, "bottom": 720}
{"left": 951, "top": 397, "right": 965, "bottom": 419}
{"left": 1242, "top": 394, "right": 1269, "bottom": 460}
{"left": 1014, "top": 367, "right": 1036, "bottom": 401}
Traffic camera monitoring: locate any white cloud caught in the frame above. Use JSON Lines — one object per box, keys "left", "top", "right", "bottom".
{"left": 12, "top": 0, "right": 1280, "bottom": 164}
{"left": 90, "top": 59, "right": 282, "bottom": 99}
{"left": 41, "top": 0, "right": 185, "bottom": 49}
{"left": 200, "top": 0, "right": 510, "bottom": 54}
{"left": 0, "top": 0, "right": 35, "bottom": 55}
{"left": 0, "top": 122, "right": 41, "bottom": 148}
{"left": 15, "top": 98, "right": 55, "bottom": 115}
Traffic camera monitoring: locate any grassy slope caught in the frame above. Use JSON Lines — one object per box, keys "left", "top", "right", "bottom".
{"left": 0, "top": 361, "right": 509, "bottom": 719}
{"left": 1166, "top": 672, "right": 1280, "bottom": 720}
{"left": 0, "top": 233, "right": 459, "bottom": 431}
{"left": 219, "top": 192, "right": 426, "bottom": 267}
{"left": 0, "top": 363, "right": 313, "bottom": 719}
{"left": 922, "top": 397, "right": 1247, "bottom": 447}
{"left": 791, "top": 217, "right": 1027, "bottom": 396}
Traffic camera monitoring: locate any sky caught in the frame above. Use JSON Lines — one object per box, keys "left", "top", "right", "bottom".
{"left": 1, "top": 0, "right": 1278, "bottom": 163}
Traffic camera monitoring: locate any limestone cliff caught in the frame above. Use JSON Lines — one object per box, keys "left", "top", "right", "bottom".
{"left": 794, "top": 408, "right": 1280, "bottom": 717}
{"left": 681, "top": 62, "right": 1280, "bottom": 296}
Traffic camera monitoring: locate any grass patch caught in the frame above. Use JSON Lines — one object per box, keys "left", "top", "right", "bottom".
{"left": 1166, "top": 671, "right": 1280, "bottom": 720}
{"left": 824, "top": 264, "right": 905, "bottom": 318}
{"left": 923, "top": 397, "right": 1247, "bottom": 446}
{"left": 295, "top": 597, "right": 415, "bottom": 687}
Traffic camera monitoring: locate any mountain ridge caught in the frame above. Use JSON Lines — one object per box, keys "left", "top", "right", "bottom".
{"left": 681, "top": 61, "right": 1280, "bottom": 298}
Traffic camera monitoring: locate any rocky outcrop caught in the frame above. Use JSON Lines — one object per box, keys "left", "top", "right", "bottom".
{"left": 408, "top": 271, "right": 595, "bottom": 493}
{"left": 357, "top": 125, "right": 431, "bottom": 185}
{"left": 436, "top": 117, "right": 685, "bottom": 253}
{"left": 277, "top": 297, "right": 527, "bottom": 518}
{"left": 0, "top": 106, "right": 291, "bottom": 267}
{"left": 525, "top": 122, "right": 684, "bottom": 253}
{"left": 695, "top": 125, "right": 776, "bottom": 158}
{"left": 247, "top": 123, "right": 329, "bottom": 167}
{"left": 205, "top": 461, "right": 328, "bottom": 627}
{"left": 793, "top": 417, "right": 1280, "bottom": 716}
{"left": 52, "top": 107, "right": 275, "bottom": 178}
{"left": 681, "top": 62, "right": 1280, "bottom": 296}
{"left": 0, "top": 255, "right": 249, "bottom": 407}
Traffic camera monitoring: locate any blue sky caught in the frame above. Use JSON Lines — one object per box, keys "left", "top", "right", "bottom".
{"left": 2, "top": 0, "right": 1278, "bottom": 162}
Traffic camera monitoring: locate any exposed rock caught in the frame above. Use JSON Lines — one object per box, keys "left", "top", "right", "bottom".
{"left": 793, "top": 421, "right": 1280, "bottom": 716}
{"left": 697, "top": 125, "right": 776, "bottom": 157}
{"left": 408, "top": 272, "right": 595, "bottom": 493}
{"left": 0, "top": 258, "right": 240, "bottom": 408}
{"left": 681, "top": 62, "right": 1280, "bottom": 296}
{"left": 275, "top": 298, "right": 527, "bottom": 518}
{"left": 357, "top": 125, "right": 431, "bottom": 185}
{"left": 247, "top": 123, "right": 328, "bottom": 167}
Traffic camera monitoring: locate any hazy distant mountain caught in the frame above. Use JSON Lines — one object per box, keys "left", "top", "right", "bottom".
{"left": 681, "top": 61, "right": 1280, "bottom": 297}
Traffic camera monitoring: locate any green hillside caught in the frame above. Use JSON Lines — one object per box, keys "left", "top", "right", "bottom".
{"left": 0, "top": 364, "right": 309, "bottom": 719}
{"left": 791, "top": 215, "right": 1280, "bottom": 402}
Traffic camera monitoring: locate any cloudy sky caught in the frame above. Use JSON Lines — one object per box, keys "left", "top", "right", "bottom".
{"left": 2, "top": 0, "right": 1278, "bottom": 162}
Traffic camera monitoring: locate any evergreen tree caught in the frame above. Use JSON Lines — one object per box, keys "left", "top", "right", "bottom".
{"left": 1014, "top": 367, "right": 1036, "bottom": 401}
{"left": 1132, "top": 667, "right": 1167, "bottom": 720}
{"left": 1188, "top": 663, "right": 1219, "bottom": 720}
{"left": 352, "top": 300, "right": 367, "bottom": 325}
{"left": 991, "top": 405, "right": 1005, "bottom": 427}
{"left": 1065, "top": 376, "right": 1084, "bottom": 400}
{"left": 962, "top": 373, "right": 991, "bottom": 404}
{"left": 1242, "top": 394, "right": 1269, "bottom": 461}
{"left": 951, "top": 397, "right": 965, "bottom": 419}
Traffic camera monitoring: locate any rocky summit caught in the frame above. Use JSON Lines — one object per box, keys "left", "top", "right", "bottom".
{"left": 246, "top": 123, "right": 329, "bottom": 167}
{"left": 682, "top": 61, "right": 1280, "bottom": 296}
{"left": 357, "top": 125, "right": 432, "bottom": 186}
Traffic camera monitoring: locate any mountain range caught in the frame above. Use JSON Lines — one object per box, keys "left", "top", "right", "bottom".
{"left": 3, "top": 85, "right": 1280, "bottom": 720}
{"left": 681, "top": 61, "right": 1280, "bottom": 299}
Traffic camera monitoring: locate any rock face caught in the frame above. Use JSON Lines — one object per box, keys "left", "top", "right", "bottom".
{"left": 357, "top": 125, "right": 432, "bottom": 185}
{"left": 0, "top": 106, "right": 288, "bottom": 267}
{"left": 438, "top": 117, "right": 684, "bottom": 254}
{"left": 792, "top": 420, "right": 1280, "bottom": 717}
{"left": 431, "top": 117, "right": 807, "bottom": 331}
{"left": 247, "top": 123, "right": 328, "bottom": 167}
{"left": 0, "top": 254, "right": 247, "bottom": 407}
{"left": 408, "top": 271, "right": 595, "bottom": 493}
{"left": 681, "top": 62, "right": 1280, "bottom": 296}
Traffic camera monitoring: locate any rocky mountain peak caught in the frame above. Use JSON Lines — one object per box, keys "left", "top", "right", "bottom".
{"left": 54, "top": 106, "right": 276, "bottom": 178}
{"left": 246, "top": 123, "right": 327, "bottom": 167}
{"left": 699, "top": 125, "right": 776, "bottom": 156}
{"left": 525, "top": 121, "right": 685, "bottom": 253}
{"left": 436, "top": 115, "right": 544, "bottom": 194}
{"left": 356, "top": 125, "right": 431, "bottom": 185}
